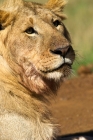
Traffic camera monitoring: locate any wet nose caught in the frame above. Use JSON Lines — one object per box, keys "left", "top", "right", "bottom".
{"left": 51, "top": 45, "right": 70, "bottom": 58}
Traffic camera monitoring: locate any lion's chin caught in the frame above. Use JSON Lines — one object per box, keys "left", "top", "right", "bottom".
{"left": 45, "top": 71, "right": 63, "bottom": 80}
{"left": 40, "top": 64, "right": 72, "bottom": 81}
{"left": 21, "top": 63, "right": 71, "bottom": 94}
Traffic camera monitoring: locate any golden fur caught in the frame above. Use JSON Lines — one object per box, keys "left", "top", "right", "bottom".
{"left": 0, "top": 0, "right": 75, "bottom": 139}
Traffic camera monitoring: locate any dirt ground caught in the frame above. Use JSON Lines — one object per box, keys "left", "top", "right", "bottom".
{"left": 51, "top": 74, "right": 93, "bottom": 137}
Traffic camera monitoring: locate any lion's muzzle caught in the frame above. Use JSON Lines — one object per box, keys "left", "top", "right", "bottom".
{"left": 38, "top": 44, "right": 75, "bottom": 80}
{"left": 50, "top": 45, "right": 75, "bottom": 63}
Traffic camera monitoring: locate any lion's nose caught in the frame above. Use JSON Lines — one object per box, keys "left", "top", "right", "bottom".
{"left": 51, "top": 45, "right": 70, "bottom": 58}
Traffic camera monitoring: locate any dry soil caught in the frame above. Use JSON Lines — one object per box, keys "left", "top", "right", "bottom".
{"left": 51, "top": 74, "right": 93, "bottom": 138}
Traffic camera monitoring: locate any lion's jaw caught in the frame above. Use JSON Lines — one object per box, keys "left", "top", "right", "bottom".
{"left": 17, "top": 47, "right": 74, "bottom": 94}
{"left": 23, "top": 54, "right": 72, "bottom": 80}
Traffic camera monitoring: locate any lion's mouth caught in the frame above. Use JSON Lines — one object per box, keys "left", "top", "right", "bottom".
{"left": 40, "top": 63, "right": 72, "bottom": 73}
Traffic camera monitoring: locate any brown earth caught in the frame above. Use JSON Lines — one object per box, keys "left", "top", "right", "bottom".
{"left": 51, "top": 74, "right": 93, "bottom": 137}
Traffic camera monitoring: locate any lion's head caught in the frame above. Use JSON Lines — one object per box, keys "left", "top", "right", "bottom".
{"left": 0, "top": 0, "right": 75, "bottom": 95}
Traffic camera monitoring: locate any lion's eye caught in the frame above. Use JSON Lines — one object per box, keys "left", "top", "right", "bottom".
{"left": 53, "top": 20, "right": 61, "bottom": 27}
{"left": 25, "top": 27, "right": 37, "bottom": 34}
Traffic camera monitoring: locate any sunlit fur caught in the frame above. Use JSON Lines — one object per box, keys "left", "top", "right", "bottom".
{"left": 0, "top": 0, "right": 75, "bottom": 139}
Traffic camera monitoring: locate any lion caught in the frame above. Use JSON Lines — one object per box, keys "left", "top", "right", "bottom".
{"left": 0, "top": 0, "right": 75, "bottom": 139}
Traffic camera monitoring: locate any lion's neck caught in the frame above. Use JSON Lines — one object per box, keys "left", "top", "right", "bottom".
{"left": 0, "top": 55, "right": 12, "bottom": 74}
{"left": 0, "top": 55, "right": 23, "bottom": 92}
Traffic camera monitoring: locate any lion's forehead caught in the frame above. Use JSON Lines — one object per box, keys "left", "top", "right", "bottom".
{"left": 14, "top": 7, "right": 58, "bottom": 33}
{"left": 18, "top": 2, "right": 56, "bottom": 23}
{"left": 24, "top": 2, "right": 52, "bottom": 14}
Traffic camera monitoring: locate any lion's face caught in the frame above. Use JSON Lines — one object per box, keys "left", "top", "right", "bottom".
{"left": 0, "top": 0, "right": 75, "bottom": 94}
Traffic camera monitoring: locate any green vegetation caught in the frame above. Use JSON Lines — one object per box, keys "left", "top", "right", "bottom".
{"left": 73, "top": 51, "right": 93, "bottom": 72}
{"left": 64, "top": 0, "right": 93, "bottom": 72}
{"left": 1, "top": 0, "right": 93, "bottom": 73}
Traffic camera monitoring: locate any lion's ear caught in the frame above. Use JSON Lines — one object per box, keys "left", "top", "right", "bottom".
{"left": 0, "top": 0, "right": 23, "bottom": 30}
{"left": 0, "top": 10, "right": 14, "bottom": 30}
{"left": 45, "top": 0, "right": 67, "bottom": 19}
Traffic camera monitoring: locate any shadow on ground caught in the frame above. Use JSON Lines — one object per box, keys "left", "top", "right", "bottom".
{"left": 57, "top": 130, "right": 93, "bottom": 140}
